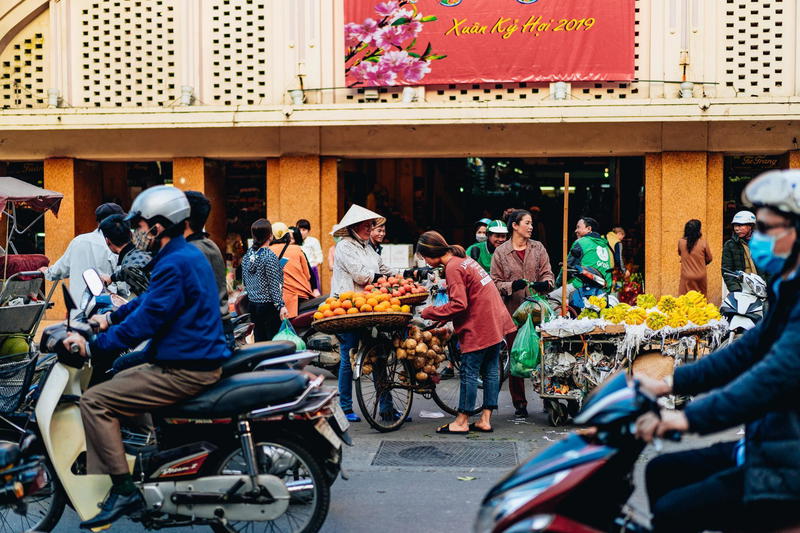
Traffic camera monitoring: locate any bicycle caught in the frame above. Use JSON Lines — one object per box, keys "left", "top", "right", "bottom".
{"left": 352, "top": 323, "right": 509, "bottom": 432}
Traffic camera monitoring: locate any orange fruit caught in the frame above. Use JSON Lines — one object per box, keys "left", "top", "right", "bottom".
{"left": 330, "top": 301, "right": 341, "bottom": 310}
{"left": 354, "top": 298, "right": 366, "bottom": 308}
{"left": 318, "top": 304, "right": 330, "bottom": 313}
{"left": 333, "top": 307, "right": 346, "bottom": 316}
{"left": 325, "top": 297, "right": 335, "bottom": 305}
{"left": 323, "top": 310, "right": 334, "bottom": 318}
{"left": 347, "top": 307, "right": 359, "bottom": 314}
{"left": 313, "top": 312, "right": 324, "bottom": 320}
{"left": 341, "top": 300, "right": 353, "bottom": 310}
{"left": 400, "top": 305, "right": 411, "bottom": 313}
{"left": 360, "top": 304, "right": 373, "bottom": 313}
{"left": 366, "top": 297, "right": 379, "bottom": 307}
{"left": 390, "top": 298, "right": 401, "bottom": 306}
{"left": 391, "top": 305, "right": 401, "bottom": 312}
{"left": 340, "top": 291, "right": 354, "bottom": 301}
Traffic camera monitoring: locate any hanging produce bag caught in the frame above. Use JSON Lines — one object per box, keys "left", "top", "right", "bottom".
{"left": 512, "top": 289, "right": 555, "bottom": 326}
{"left": 510, "top": 315, "right": 541, "bottom": 378}
{"left": 272, "top": 319, "right": 306, "bottom": 351}
{"left": 433, "top": 288, "right": 449, "bottom": 306}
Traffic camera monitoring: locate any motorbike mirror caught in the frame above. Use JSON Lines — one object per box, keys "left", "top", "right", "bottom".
{"left": 83, "top": 269, "right": 104, "bottom": 297}
{"left": 61, "top": 284, "right": 77, "bottom": 312}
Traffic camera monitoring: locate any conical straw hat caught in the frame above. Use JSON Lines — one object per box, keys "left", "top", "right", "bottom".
{"left": 330, "top": 204, "right": 385, "bottom": 238}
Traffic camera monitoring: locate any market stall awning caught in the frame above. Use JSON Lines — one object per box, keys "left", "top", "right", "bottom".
{"left": 0, "top": 177, "right": 63, "bottom": 216}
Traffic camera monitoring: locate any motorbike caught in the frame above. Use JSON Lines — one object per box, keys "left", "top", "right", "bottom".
{"left": 3, "top": 272, "right": 350, "bottom": 533}
{"left": 548, "top": 266, "right": 618, "bottom": 316}
{"left": 720, "top": 269, "right": 766, "bottom": 343}
{"left": 0, "top": 434, "right": 47, "bottom": 506}
{"left": 236, "top": 292, "right": 341, "bottom": 376}
{"left": 475, "top": 372, "right": 673, "bottom": 533}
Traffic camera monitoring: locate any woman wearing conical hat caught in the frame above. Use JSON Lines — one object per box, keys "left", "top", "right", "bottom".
{"left": 330, "top": 204, "right": 404, "bottom": 423}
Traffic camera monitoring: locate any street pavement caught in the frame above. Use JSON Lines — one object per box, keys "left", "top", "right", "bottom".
{"left": 49, "top": 375, "right": 739, "bottom": 533}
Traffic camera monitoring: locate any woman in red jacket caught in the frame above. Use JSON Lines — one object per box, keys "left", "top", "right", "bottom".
{"left": 418, "top": 231, "right": 516, "bottom": 434}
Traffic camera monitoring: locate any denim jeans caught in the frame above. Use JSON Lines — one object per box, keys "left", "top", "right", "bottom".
{"left": 458, "top": 342, "right": 501, "bottom": 414}
{"left": 337, "top": 332, "right": 359, "bottom": 412}
{"left": 337, "top": 332, "right": 392, "bottom": 414}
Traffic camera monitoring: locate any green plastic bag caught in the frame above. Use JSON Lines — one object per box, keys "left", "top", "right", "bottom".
{"left": 510, "top": 315, "right": 541, "bottom": 378}
{"left": 272, "top": 319, "right": 306, "bottom": 351}
{"left": 512, "top": 289, "right": 555, "bottom": 326}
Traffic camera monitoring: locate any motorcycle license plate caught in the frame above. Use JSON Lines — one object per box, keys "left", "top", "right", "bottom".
{"left": 315, "top": 419, "right": 343, "bottom": 449}
{"left": 332, "top": 403, "right": 350, "bottom": 432}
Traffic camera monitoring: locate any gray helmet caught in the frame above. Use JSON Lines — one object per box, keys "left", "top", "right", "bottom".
{"left": 125, "top": 185, "right": 190, "bottom": 227}
{"left": 743, "top": 170, "right": 800, "bottom": 216}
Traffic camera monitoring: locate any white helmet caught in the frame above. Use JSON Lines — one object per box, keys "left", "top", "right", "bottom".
{"left": 125, "top": 185, "right": 190, "bottom": 227}
{"left": 731, "top": 210, "right": 756, "bottom": 225}
{"left": 742, "top": 169, "right": 800, "bottom": 216}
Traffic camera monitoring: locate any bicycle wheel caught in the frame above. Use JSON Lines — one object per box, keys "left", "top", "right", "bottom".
{"left": 354, "top": 339, "right": 413, "bottom": 432}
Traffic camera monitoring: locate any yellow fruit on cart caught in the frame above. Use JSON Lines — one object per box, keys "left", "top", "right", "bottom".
{"left": 339, "top": 291, "right": 354, "bottom": 301}
{"left": 318, "top": 304, "right": 331, "bottom": 313}
{"left": 667, "top": 311, "right": 688, "bottom": 329}
{"left": 705, "top": 303, "right": 721, "bottom": 320}
{"left": 684, "top": 290, "right": 707, "bottom": 307}
{"left": 646, "top": 311, "right": 667, "bottom": 330}
{"left": 588, "top": 295, "right": 607, "bottom": 309}
{"left": 636, "top": 294, "right": 657, "bottom": 309}
{"left": 400, "top": 305, "right": 411, "bottom": 313}
{"left": 657, "top": 295, "right": 677, "bottom": 313}
{"left": 625, "top": 307, "right": 647, "bottom": 325}
{"left": 313, "top": 312, "right": 324, "bottom": 320}
{"left": 347, "top": 307, "right": 359, "bottom": 314}
{"left": 687, "top": 307, "right": 710, "bottom": 326}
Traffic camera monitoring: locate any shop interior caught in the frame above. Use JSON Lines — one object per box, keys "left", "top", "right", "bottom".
{"left": 341, "top": 157, "right": 646, "bottom": 272}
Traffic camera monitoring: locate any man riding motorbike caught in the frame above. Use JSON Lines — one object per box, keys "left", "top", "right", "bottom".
{"left": 635, "top": 169, "right": 800, "bottom": 533}
{"left": 63, "top": 185, "right": 231, "bottom": 530}
{"left": 549, "top": 216, "right": 614, "bottom": 307}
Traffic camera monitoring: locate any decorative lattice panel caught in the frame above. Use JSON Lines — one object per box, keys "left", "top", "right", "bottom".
{"left": 0, "top": 10, "right": 49, "bottom": 109}
{"left": 208, "top": 0, "right": 269, "bottom": 106}
{"left": 721, "top": 0, "right": 790, "bottom": 96}
{"left": 344, "top": 0, "right": 645, "bottom": 103}
{"left": 79, "top": 0, "right": 178, "bottom": 107}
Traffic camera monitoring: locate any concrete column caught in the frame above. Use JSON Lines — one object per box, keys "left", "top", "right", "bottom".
{"left": 172, "top": 157, "right": 226, "bottom": 253}
{"left": 43, "top": 158, "right": 103, "bottom": 316}
{"left": 266, "top": 155, "right": 339, "bottom": 293}
{"left": 789, "top": 150, "right": 800, "bottom": 169}
{"left": 645, "top": 152, "right": 724, "bottom": 304}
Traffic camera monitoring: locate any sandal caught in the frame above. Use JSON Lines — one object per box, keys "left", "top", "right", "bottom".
{"left": 468, "top": 423, "right": 493, "bottom": 433}
{"left": 436, "top": 424, "right": 469, "bottom": 435}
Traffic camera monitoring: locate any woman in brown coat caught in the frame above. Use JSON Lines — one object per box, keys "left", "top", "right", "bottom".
{"left": 678, "top": 219, "right": 713, "bottom": 295}
{"left": 490, "top": 209, "right": 555, "bottom": 418}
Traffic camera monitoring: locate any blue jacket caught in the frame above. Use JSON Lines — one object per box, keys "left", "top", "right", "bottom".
{"left": 674, "top": 271, "right": 800, "bottom": 503}
{"left": 92, "top": 236, "right": 231, "bottom": 367}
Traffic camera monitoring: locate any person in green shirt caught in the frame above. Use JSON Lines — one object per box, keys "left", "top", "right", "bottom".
{"left": 466, "top": 220, "right": 508, "bottom": 272}
{"left": 550, "top": 216, "right": 615, "bottom": 305}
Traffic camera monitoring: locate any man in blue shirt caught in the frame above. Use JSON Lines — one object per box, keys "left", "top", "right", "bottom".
{"left": 64, "top": 186, "right": 230, "bottom": 530}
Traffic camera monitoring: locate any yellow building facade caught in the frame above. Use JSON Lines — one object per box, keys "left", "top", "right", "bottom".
{"left": 2, "top": 0, "right": 800, "bottom": 310}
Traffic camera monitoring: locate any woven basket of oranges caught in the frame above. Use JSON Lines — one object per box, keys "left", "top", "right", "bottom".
{"left": 311, "top": 292, "right": 413, "bottom": 334}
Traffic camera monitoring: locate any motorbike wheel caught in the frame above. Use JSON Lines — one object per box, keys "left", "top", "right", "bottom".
{"left": 212, "top": 437, "right": 330, "bottom": 533}
{"left": 0, "top": 433, "right": 66, "bottom": 533}
{"left": 354, "top": 340, "right": 413, "bottom": 432}
{"left": 431, "top": 339, "right": 509, "bottom": 417}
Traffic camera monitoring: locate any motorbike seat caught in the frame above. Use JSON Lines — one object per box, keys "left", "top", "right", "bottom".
{"left": 157, "top": 370, "right": 309, "bottom": 419}
{"left": 0, "top": 442, "right": 20, "bottom": 468}
{"left": 221, "top": 341, "right": 296, "bottom": 377}
{"left": 298, "top": 295, "right": 328, "bottom": 314}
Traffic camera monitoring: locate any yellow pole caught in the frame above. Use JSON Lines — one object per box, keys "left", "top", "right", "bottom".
{"left": 561, "top": 172, "right": 570, "bottom": 317}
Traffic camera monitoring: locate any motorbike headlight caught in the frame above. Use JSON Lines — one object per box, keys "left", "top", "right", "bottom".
{"left": 474, "top": 471, "right": 569, "bottom": 533}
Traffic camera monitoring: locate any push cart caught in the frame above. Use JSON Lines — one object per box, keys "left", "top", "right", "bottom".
{"left": 536, "top": 322, "right": 727, "bottom": 426}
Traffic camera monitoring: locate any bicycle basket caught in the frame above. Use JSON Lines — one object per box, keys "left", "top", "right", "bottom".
{"left": 0, "top": 353, "right": 37, "bottom": 413}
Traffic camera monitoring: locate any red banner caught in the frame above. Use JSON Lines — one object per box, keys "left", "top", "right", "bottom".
{"left": 345, "top": 0, "right": 634, "bottom": 86}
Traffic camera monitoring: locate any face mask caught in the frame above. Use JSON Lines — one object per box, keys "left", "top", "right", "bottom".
{"left": 749, "top": 230, "right": 790, "bottom": 275}
{"left": 475, "top": 233, "right": 487, "bottom": 243}
{"left": 132, "top": 226, "right": 159, "bottom": 253}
